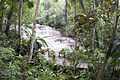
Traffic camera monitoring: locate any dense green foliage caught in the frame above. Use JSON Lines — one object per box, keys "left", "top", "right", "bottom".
{"left": 0, "top": 0, "right": 120, "bottom": 80}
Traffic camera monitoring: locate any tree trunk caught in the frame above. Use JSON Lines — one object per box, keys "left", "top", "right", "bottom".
{"left": 29, "top": 0, "right": 40, "bottom": 62}
{"left": 92, "top": 24, "right": 96, "bottom": 52}
{"left": 65, "top": 0, "right": 67, "bottom": 24}
{"left": 74, "top": 0, "right": 77, "bottom": 17}
{"left": 74, "top": 0, "right": 78, "bottom": 48}
{"left": 0, "top": 1, "right": 4, "bottom": 32}
{"left": 5, "top": 10, "right": 12, "bottom": 35}
{"left": 79, "top": 0, "right": 85, "bottom": 13}
{"left": 45, "top": 0, "right": 49, "bottom": 24}
{"left": 17, "top": 0, "right": 23, "bottom": 54}
{"left": 5, "top": 5, "right": 13, "bottom": 35}
{"left": 64, "top": 0, "right": 68, "bottom": 36}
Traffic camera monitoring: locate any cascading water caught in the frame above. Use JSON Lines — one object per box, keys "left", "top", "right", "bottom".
{"left": 21, "top": 24, "right": 88, "bottom": 68}
{"left": 21, "top": 24, "right": 75, "bottom": 65}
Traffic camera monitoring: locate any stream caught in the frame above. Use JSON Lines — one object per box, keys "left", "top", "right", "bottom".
{"left": 21, "top": 24, "right": 88, "bottom": 68}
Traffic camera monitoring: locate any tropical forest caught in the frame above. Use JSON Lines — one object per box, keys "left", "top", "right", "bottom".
{"left": 0, "top": 0, "right": 120, "bottom": 80}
